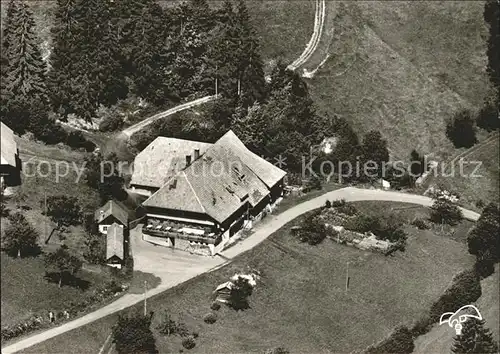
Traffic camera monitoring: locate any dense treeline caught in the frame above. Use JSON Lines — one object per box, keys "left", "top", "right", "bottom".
{"left": 1, "top": 0, "right": 394, "bottom": 179}
{"left": 1, "top": 0, "right": 266, "bottom": 124}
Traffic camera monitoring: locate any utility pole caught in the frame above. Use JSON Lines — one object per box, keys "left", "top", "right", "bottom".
{"left": 143, "top": 280, "right": 147, "bottom": 316}
{"left": 237, "top": 78, "right": 241, "bottom": 97}
{"left": 44, "top": 190, "right": 47, "bottom": 239}
{"left": 215, "top": 65, "right": 218, "bottom": 97}
{"left": 345, "top": 261, "right": 350, "bottom": 294}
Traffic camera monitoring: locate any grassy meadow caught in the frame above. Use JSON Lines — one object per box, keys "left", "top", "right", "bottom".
{"left": 308, "top": 1, "right": 492, "bottom": 160}
{"left": 20, "top": 201, "right": 475, "bottom": 354}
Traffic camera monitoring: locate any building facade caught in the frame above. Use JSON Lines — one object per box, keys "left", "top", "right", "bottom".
{"left": 138, "top": 130, "right": 286, "bottom": 256}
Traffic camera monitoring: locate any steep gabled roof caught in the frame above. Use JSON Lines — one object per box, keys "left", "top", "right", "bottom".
{"left": 106, "top": 223, "right": 124, "bottom": 260}
{"left": 142, "top": 172, "right": 206, "bottom": 215}
{"left": 95, "top": 200, "right": 129, "bottom": 226}
{"left": 142, "top": 130, "right": 287, "bottom": 224}
{"left": 130, "top": 136, "right": 212, "bottom": 189}
{"left": 216, "top": 130, "right": 286, "bottom": 188}
{"left": 1, "top": 121, "right": 17, "bottom": 167}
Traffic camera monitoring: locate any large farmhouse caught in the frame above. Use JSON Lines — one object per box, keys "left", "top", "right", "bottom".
{"left": 130, "top": 136, "right": 212, "bottom": 197}
{"left": 0, "top": 121, "right": 21, "bottom": 188}
{"left": 134, "top": 130, "right": 286, "bottom": 256}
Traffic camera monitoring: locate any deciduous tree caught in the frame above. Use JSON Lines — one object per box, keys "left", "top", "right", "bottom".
{"left": 2, "top": 212, "right": 39, "bottom": 258}
{"left": 44, "top": 245, "right": 83, "bottom": 287}
{"left": 113, "top": 312, "right": 157, "bottom": 354}
{"left": 446, "top": 111, "right": 477, "bottom": 148}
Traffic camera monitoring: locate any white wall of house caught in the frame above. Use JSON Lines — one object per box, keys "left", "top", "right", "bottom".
{"left": 99, "top": 224, "right": 111, "bottom": 235}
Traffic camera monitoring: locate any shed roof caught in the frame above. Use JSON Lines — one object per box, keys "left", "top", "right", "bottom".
{"left": 106, "top": 223, "right": 124, "bottom": 260}
{"left": 95, "top": 200, "right": 129, "bottom": 226}
{"left": 1, "top": 121, "right": 17, "bottom": 167}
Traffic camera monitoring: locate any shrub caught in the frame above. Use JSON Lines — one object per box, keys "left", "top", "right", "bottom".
{"left": 365, "top": 326, "right": 414, "bottom": 354}
{"left": 337, "top": 202, "right": 358, "bottom": 216}
{"left": 430, "top": 198, "right": 463, "bottom": 225}
{"left": 299, "top": 212, "right": 327, "bottom": 245}
{"left": 65, "top": 131, "right": 95, "bottom": 152}
{"left": 182, "top": 336, "right": 196, "bottom": 350}
{"left": 99, "top": 114, "right": 124, "bottom": 132}
{"left": 330, "top": 199, "right": 346, "bottom": 208}
{"left": 411, "top": 218, "right": 429, "bottom": 230}
{"left": 346, "top": 214, "right": 380, "bottom": 233}
{"left": 210, "top": 302, "right": 221, "bottom": 311}
{"left": 324, "top": 200, "right": 332, "bottom": 208}
{"left": 446, "top": 110, "right": 477, "bottom": 148}
{"left": 265, "top": 347, "right": 290, "bottom": 354}
{"left": 203, "top": 312, "right": 217, "bottom": 324}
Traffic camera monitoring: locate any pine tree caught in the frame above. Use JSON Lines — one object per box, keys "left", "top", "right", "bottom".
{"left": 114, "top": 0, "right": 173, "bottom": 105}
{"left": 207, "top": 0, "right": 239, "bottom": 97}
{"left": 234, "top": 0, "right": 266, "bottom": 106}
{"left": 48, "top": 0, "right": 81, "bottom": 115}
{"left": 1, "top": 1, "right": 48, "bottom": 133}
{"left": 50, "top": 0, "right": 127, "bottom": 120}
{"left": 452, "top": 318, "right": 499, "bottom": 353}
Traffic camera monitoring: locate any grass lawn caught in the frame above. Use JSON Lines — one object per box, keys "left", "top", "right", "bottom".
{"left": 20, "top": 201, "right": 475, "bottom": 354}
{"left": 0, "top": 254, "right": 114, "bottom": 327}
{"left": 3, "top": 143, "right": 101, "bottom": 256}
{"left": 433, "top": 137, "right": 499, "bottom": 212}
{"left": 308, "top": 1, "right": 492, "bottom": 160}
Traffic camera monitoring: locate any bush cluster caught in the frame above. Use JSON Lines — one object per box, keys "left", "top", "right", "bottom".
{"left": 411, "top": 218, "right": 429, "bottom": 230}
{"left": 203, "top": 312, "right": 217, "bottom": 324}
{"left": 210, "top": 302, "right": 221, "bottom": 311}
{"left": 182, "top": 336, "right": 196, "bottom": 350}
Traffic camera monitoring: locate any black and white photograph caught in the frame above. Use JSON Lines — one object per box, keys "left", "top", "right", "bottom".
{"left": 0, "top": 0, "right": 499, "bottom": 353}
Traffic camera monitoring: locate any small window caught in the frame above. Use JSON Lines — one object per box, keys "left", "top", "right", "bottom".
{"left": 103, "top": 226, "right": 108, "bottom": 231}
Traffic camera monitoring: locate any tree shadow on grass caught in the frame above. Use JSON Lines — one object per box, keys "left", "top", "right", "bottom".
{"left": 44, "top": 272, "right": 91, "bottom": 291}
{"left": 4, "top": 245, "right": 43, "bottom": 258}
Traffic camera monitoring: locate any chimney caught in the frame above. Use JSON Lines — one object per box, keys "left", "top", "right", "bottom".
{"left": 185, "top": 155, "right": 192, "bottom": 167}
{"left": 194, "top": 148, "right": 200, "bottom": 160}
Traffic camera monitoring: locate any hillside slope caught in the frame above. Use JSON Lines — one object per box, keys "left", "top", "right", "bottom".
{"left": 308, "top": 1, "right": 492, "bottom": 160}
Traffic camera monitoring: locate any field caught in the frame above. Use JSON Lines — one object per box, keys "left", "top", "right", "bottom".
{"left": 413, "top": 265, "right": 500, "bottom": 353}
{"left": 308, "top": 1, "right": 493, "bottom": 160}
{"left": 433, "top": 135, "right": 500, "bottom": 211}
{"left": 19, "top": 202, "right": 475, "bottom": 354}
{"left": 0, "top": 255, "right": 114, "bottom": 327}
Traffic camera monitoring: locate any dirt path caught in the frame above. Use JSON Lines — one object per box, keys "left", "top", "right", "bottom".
{"left": 287, "top": 0, "right": 326, "bottom": 72}
{"left": 1, "top": 187, "right": 480, "bottom": 354}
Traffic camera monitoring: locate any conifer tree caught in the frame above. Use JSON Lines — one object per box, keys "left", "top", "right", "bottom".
{"left": 114, "top": 0, "right": 173, "bottom": 105}
{"left": 234, "top": 0, "right": 266, "bottom": 106}
{"left": 48, "top": 0, "right": 81, "bottom": 115}
{"left": 452, "top": 318, "right": 499, "bottom": 353}
{"left": 1, "top": 1, "right": 48, "bottom": 133}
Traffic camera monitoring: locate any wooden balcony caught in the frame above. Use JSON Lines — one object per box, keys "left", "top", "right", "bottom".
{"left": 143, "top": 228, "right": 221, "bottom": 245}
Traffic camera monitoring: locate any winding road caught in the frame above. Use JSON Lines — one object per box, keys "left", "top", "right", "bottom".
{"left": 287, "top": 0, "right": 326, "bottom": 71}
{"left": 1, "top": 187, "right": 480, "bottom": 354}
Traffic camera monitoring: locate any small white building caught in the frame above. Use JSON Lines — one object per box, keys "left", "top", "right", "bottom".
{"left": 106, "top": 223, "right": 124, "bottom": 269}
{"left": 95, "top": 200, "right": 129, "bottom": 235}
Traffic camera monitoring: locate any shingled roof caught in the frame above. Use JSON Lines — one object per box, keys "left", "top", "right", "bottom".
{"left": 1, "top": 121, "right": 17, "bottom": 167}
{"left": 95, "top": 200, "right": 129, "bottom": 226}
{"left": 106, "top": 223, "right": 124, "bottom": 260}
{"left": 143, "top": 130, "right": 286, "bottom": 224}
{"left": 216, "top": 131, "right": 286, "bottom": 188}
{"left": 130, "top": 136, "right": 212, "bottom": 189}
